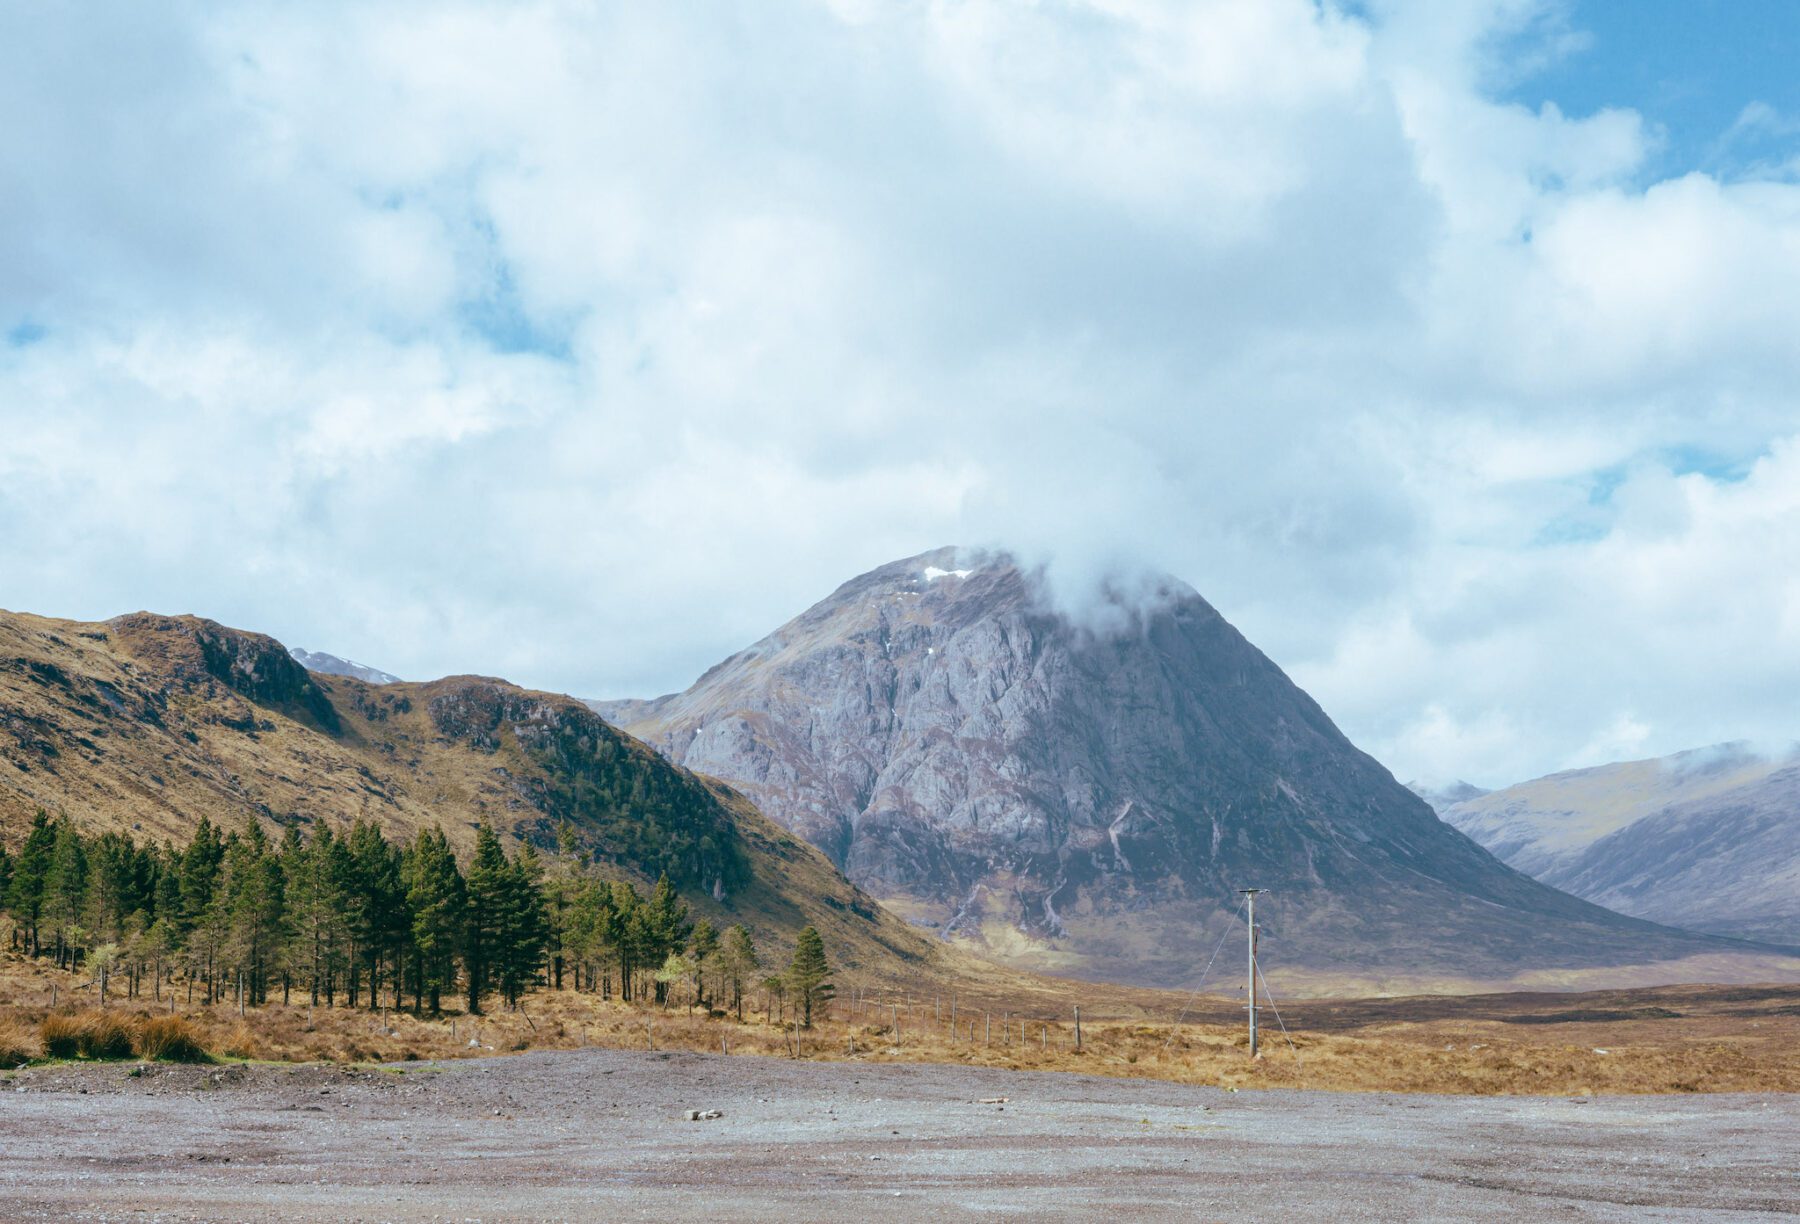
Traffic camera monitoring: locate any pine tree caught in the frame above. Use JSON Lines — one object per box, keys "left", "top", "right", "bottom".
{"left": 152, "top": 842, "right": 184, "bottom": 935}
{"left": 643, "top": 874, "right": 691, "bottom": 1005}
{"left": 496, "top": 846, "right": 548, "bottom": 1010}
{"left": 6, "top": 809, "right": 56, "bottom": 955}
{"left": 717, "top": 924, "right": 760, "bottom": 1022}
{"left": 87, "top": 831, "right": 139, "bottom": 943}
{"left": 179, "top": 816, "right": 225, "bottom": 929}
{"left": 43, "top": 820, "right": 88, "bottom": 969}
{"left": 287, "top": 824, "right": 349, "bottom": 1006}
{"left": 565, "top": 878, "right": 611, "bottom": 994}
{"left": 0, "top": 842, "right": 12, "bottom": 942}
{"left": 221, "top": 819, "right": 285, "bottom": 1005}
{"left": 688, "top": 919, "right": 718, "bottom": 1009}
{"left": 402, "top": 827, "right": 464, "bottom": 1016}
{"left": 345, "top": 819, "right": 406, "bottom": 1009}
{"left": 463, "top": 824, "right": 509, "bottom": 1015}
{"left": 785, "top": 925, "right": 833, "bottom": 1028}
{"left": 544, "top": 821, "right": 581, "bottom": 990}
{"left": 606, "top": 881, "right": 643, "bottom": 1001}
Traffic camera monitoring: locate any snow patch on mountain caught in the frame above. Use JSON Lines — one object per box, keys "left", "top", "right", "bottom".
{"left": 289, "top": 648, "right": 400, "bottom": 685}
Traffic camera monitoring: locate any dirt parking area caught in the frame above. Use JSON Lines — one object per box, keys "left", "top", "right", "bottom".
{"left": 0, "top": 1049, "right": 1795, "bottom": 1221}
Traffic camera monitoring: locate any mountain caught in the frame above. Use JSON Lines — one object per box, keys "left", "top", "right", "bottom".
{"left": 0, "top": 608, "right": 936, "bottom": 978}
{"left": 1406, "top": 779, "right": 1490, "bottom": 813}
{"left": 290, "top": 647, "right": 400, "bottom": 685}
{"left": 593, "top": 548, "right": 1795, "bottom": 990}
{"left": 1441, "top": 744, "right": 1800, "bottom": 945}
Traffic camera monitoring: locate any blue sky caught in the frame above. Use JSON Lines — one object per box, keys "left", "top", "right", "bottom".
{"left": 1497, "top": 0, "right": 1800, "bottom": 179}
{"left": 3, "top": 0, "right": 1800, "bottom": 788}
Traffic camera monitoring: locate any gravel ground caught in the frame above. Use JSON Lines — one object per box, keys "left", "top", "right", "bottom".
{"left": 1, "top": 1049, "right": 1795, "bottom": 1221}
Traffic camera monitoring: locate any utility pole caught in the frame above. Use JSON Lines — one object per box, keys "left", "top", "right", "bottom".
{"left": 1237, "top": 888, "right": 1263, "bottom": 1057}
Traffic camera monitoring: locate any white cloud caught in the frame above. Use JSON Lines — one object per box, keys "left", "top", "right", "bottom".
{"left": 3, "top": 0, "right": 1799, "bottom": 788}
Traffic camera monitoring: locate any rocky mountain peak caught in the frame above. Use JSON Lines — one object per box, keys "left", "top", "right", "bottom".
{"left": 595, "top": 549, "right": 1771, "bottom": 987}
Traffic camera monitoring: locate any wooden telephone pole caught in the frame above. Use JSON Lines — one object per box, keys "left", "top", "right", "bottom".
{"left": 1237, "top": 888, "right": 1264, "bottom": 1057}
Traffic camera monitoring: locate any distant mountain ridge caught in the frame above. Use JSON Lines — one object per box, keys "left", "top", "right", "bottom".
{"left": 1442, "top": 744, "right": 1800, "bottom": 945}
{"left": 593, "top": 548, "right": 1793, "bottom": 989}
{"left": 290, "top": 647, "right": 400, "bottom": 685}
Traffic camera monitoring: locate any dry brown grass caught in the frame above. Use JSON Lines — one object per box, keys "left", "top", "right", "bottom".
{"left": 68, "top": 1010, "right": 136, "bottom": 1059}
{"left": 0, "top": 952, "right": 1793, "bottom": 1095}
{"left": 38, "top": 1013, "right": 84, "bottom": 1059}
{"left": 0, "top": 1016, "right": 38, "bottom": 1065}
{"left": 135, "top": 1015, "right": 208, "bottom": 1062}
{"left": 37, "top": 1009, "right": 171, "bottom": 1061}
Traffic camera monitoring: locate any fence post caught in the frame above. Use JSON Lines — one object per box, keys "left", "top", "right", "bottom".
{"left": 1074, "top": 1005, "right": 1082, "bottom": 1052}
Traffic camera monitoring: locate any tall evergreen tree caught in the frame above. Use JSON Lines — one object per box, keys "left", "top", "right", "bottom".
{"left": 6, "top": 809, "right": 56, "bottom": 955}
{"left": 688, "top": 918, "right": 718, "bottom": 1008}
{"left": 608, "top": 881, "right": 645, "bottom": 1001}
{"left": 564, "top": 877, "right": 611, "bottom": 994}
{"left": 151, "top": 842, "right": 183, "bottom": 935}
{"left": 345, "top": 819, "right": 406, "bottom": 1009}
{"left": 462, "top": 823, "right": 509, "bottom": 1015}
{"left": 179, "top": 816, "right": 225, "bottom": 928}
{"left": 286, "top": 824, "right": 349, "bottom": 1006}
{"left": 403, "top": 827, "right": 464, "bottom": 1015}
{"left": 643, "top": 874, "right": 691, "bottom": 1004}
{"left": 43, "top": 820, "right": 88, "bottom": 968}
{"left": 0, "top": 842, "right": 12, "bottom": 936}
{"left": 717, "top": 924, "right": 760, "bottom": 1022}
{"left": 87, "top": 831, "right": 140, "bottom": 943}
{"left": 221, "top": 819, "right": 285, "bottom": 1005}
{"left": 495, "top": 847, "right": 548, "bottom": 1009}
{"left": 785, "top": 925, "right": 833, "bottom": 1029}
{"left": 543, "top": 822, "right": 581, "bottom": 990}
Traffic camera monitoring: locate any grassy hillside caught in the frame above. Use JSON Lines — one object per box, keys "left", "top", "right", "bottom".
{"left": 0, "top": 608, "right": 938, "bottom": 979}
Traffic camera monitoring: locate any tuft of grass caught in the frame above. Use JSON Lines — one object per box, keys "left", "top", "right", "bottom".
{"left": 0, "top": 1017, "right": 40, "bottom": 1066}
{"left": 40, "top": 1011, "right": 136, "bottom": 1060}
{"left": 136, "top": 1015, "right": 209, "bottom": 1063}
{"left": 40, "top": 1013, "right": 83, "bottom": 1059}
{"left": 76, "top": 1011, "right": 136, "bottom": 1059}
{"left": 216, "top": 1021, "right": 262, "bottom": 1061}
